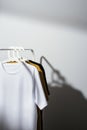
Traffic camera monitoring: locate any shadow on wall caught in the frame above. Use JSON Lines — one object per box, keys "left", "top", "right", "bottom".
{"left": 43, "top": 75, "right": 87, "bottom": 130}
{"left": 40, "top": 57, "right": 87, "bottom": 130}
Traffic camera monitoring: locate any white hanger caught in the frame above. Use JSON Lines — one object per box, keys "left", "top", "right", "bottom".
{"left": 1, "top": 46, "right": 36, "bottom": 63}
{"left": 17, "top": 47, "right": 26, "bottom": 61}
{"left": 2, "top": 46, "right": 20, "bottom": 64}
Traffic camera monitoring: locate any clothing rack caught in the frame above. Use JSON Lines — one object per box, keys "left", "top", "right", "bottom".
{"left": 0, "top": 48, "right": 33, "bottom": 51}
{"left": 0, "top": 48, "right": 35, "bottom": 61}
{"left": 40, "top": 56, "right": 66, "bottom": 85}
{"left": 0, "top": 48, "right": 35, "bottom": 54}
{"left": 40, "top": 56, "right": 55, "bottom": 71}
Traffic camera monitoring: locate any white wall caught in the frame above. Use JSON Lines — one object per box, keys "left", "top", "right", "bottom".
{"left": 0, "top": 12, "right": 87, "bottom": 99}
{"left": 0, "top": 0, "right": 87, "bottom": 28}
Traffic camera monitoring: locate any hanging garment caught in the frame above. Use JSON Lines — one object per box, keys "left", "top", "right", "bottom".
{"left": 26, "top": 60, "right": 50, "bottom": 99}
{"left": 0, "top": 61, "right": 48, "bottom": 130}
{"left": 26, "top": 60, "right": 50, "bottom": 130}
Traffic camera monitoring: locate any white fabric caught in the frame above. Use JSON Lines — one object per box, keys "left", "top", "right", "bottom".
{"left": 0, "top": 61, "right": 47, "bottom": 130}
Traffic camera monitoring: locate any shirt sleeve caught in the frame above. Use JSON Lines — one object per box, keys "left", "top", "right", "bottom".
{"left": 34, "top": 67, "right": 48, "bottom": 110}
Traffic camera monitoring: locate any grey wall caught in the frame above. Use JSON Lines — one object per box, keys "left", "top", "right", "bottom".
{"left": 0, "top": 13, "right": 87, "bottom": 98}
{"left": 0, "top": 0, "right": 87, "bottom": 28}
{"left": 0, "top": 1, "right": 87, "bottom": 129}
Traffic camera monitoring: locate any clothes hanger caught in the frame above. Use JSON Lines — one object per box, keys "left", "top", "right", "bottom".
{"left": 2, "top": 47, "right": 20, "bottom": 64}
{"left": 0, "top": 46, "right": 36, "bottom": 65}
{"left": 8, "top": 47, "right": 20, "bottom": 63}
{"left": 13, "top": 47, "right": 36, "bottom": 62}
{"left": 18, "top": 47, "right": 27, "bottom": 62}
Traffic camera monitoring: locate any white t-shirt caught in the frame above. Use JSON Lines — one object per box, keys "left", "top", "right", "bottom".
{"left": 0, "top": 61, "right": 48, "bottom": 130}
